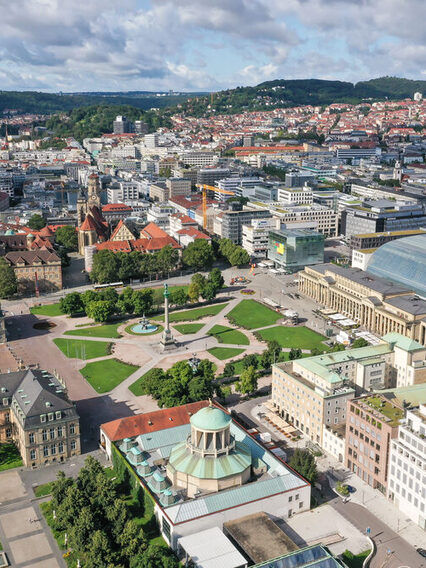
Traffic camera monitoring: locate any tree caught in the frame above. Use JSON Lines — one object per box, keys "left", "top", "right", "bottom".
{"left": 188, "top": 281, "right": 202, "bottom": 303}
{"left": 27, "top": 214, "right": 46, "bottom": 230}
{"left": 119, "top": 520, "right": 147, "bottom": 561}
{"left": 97, "top": 287, "right": 119, "bottom": 303}
{"left": 59, "top": 292, "right": 84, "bottom": 315}
{"left": 222, "top": 361, "right": 235, "bottom": 378}
{"left": 191, "top": 273, "right": 207, "bottom": 292}
{"left": 68, "top": 506, "right": 96, "bottom": 554}
{"left": 201, "top": 281, "right": 217, "bottom": 302}
{"left": 117, "top": 252, "right": 138, "bottom": 281}
{"left": 139, "top": 367, "right": 167, "bottom": 398}
{"left": 188, "top": 375, "right": 214, "bottom": 401}
{"left": 51, "top": 470, "right": 74, "bottom": 510}
{"left": 130, "top": 545, "right": 180, "bottom": 568}
{"left": 352, "top": 337, "right": 369, "bottom": 348}
{"left": 229, "top": 246, "right": 249, "bottom": 267}
{"left": 267, "top": 340, "right": 281, "bottom": 362}
{"left": 289, "top": 348, "right": 302, "bottom": 360}
{"left": 242, "top": 353, "right": 259, "bottom": 370}
{"left": 106, "top": 499, "right": 129, "bottom": 541}
{"left": 182, "top": 239, "right": 214, "bottom": 270}
{"left": 84, "top": 529, "right": 115, "bottom": 568}
{"left": 197, "top": 359, "right": 215, "bottom": 382}
{"left": 236, "top": 366, "right": 258, "bottom": 395}
{"left": 81, "top": 289, "right": 98, "bottom": 309}
{"left": 57, "top": 248, "right": 70, "bottom": 267}
{"left": 86, "top": 300, "right": 116, "bottom": 323}
{"left": 117, "top": 286, "right": 135, "bottom": 314}
{"left": 169, "top": 287, "right": 188, "bottom": 307}
{"left": 208, "top": 267, "right": 224, "bottom": 291}
{"left": 0, "top": 257, "right": 17, "bottom": 298}
{"left": 132, "top": 288, "right": 154, "bottom": 315}
{"left": 218, "top": 238, "right": 234, "bottom": 259}
{"left": 330, "top": 343, "right": 345, "bottom": 352}
{"left": 155, "top": 245, "right": 179, "bottom": 274}
{"left": 260, "top": 349, "right": 273, "bottom": 370}
{"left": 91, "top": 250, "right": 119, "bottom": 284}
{"left": 310, "top": 347, "right": 323, "bottom": 356}
{"left": 288, "top": 448, "right": 318, "bottom": 484}
{"left": 55, "top": 225, "right": 78, "bottom": 251}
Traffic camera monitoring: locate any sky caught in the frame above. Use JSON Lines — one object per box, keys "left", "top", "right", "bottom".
{"left": 0, "top": 0, "right": 425, "bottom": 92}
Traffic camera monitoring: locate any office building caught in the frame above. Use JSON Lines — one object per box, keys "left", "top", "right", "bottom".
{"left": 272, "top": 205, "right": 338, "bottom": 238}
{"left": 342, "top": 200, "right": 426, "bottom": 238}
{"left": 345, "top": 394, "right": 403, "bottom": 492}
{"left": 214, "top": 205, "right": 272, "bottom": 244}
{"left": 216, "top": 177, "right": 261, "bottom": 197}
{"left": 271, "top": 360, "right": 355, "bottom": 445}
{"left": 166, "top": 178, "right": 192, "bottom": 198}
{"left": 0, "top": 369, "right": 81, "bottom": 467}
{"left": 349, "top": 229, "right": 426, "bottom": 251}
{"left": 278, "top": 186, "right": 313, "bottom": 205}
{"left": 149, "top": 182, "right": 169, "bottom": 202}
{"left": 144, "top": 133, "right": 159, "bottom": 148}
{"left": 388, "top": 404, "right": 426, "bottom": 529}
{"left": 134, "top": 120, "right": 148, "bottom": 134}
{"left": 299, "top": 264, "right": 426, "bottom": 347}
{"left": 242, "top": 219, "right": 277, "bottom": 258}
{"left": 181, "top": 151, "right": 218, "bottom": 167}
{"left": 268, "top": 229, "right": 324, "bottom": 272}
{"left": 285, "top": 171, "right": 315, "bottom": 187}
{"left": 197, "top": 168, "right": 230, "bottom": 187}
{"left": 113, "top": 115, "right": 133, "bottom": 134}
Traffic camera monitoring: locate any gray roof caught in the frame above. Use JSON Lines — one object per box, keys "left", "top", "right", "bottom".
{"left": 385, "top": 295, "right": 426, "bottom": 315}
{"left": 311, "top": 263, "right": 410, "bottom": 296}
{"left": 1, "top": 369, "right": 78, "bottom": 429}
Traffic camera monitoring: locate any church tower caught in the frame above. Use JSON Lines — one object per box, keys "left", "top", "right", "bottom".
{"left": 87, "top": 173, "right": 101, "bottom": 209}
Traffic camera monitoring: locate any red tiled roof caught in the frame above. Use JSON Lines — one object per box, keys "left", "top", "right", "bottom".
{"left": 171, "top": 213, "right": 197, "bottom": 224}
{"left": 39, "top": 225, "right": 54, "bottom": 237}
{"left": 80, "top": 215, "right": 98, "bottom": 231}
{"left": 96, "top": 240, "right": 132, "bottom": 252}
{"left": 140, "top": 222, "right": 169, "bottom": 239}
{"left": 177, "top": 227, "right": 210, "bottom": 239}
{"left": 102, "top": 203, "right": 133, "bottom": 212}
{"left": 101, "top": 400, "right": 210, "bottom": 441}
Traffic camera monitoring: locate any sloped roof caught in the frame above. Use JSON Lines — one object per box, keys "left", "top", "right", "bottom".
{"left": 80, "top": 215, "right": 98, "bottom": 232}
{"left": 140, "top": 222, "right": 169, "bottom": 239}
{"left": 5, "top": 250, "right": 60, "bottom": 265}
{"left": 101, "top": 400, "right": 209, "bottom": 442}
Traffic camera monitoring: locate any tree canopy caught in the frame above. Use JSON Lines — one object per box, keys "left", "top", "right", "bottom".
{"left": 0, "top": 257, "right": 17, "bottom": 298}
{"left": 289, "top": 449, "right": 318, "bottom": 484}
{"left": 55, "top": 225, "right": 78, "bottom": 251}
{"left": 27, "top": 214, "right": 46, "bottom": 230}
{"left": 182, "top": 240, "right": 215, "bottom": 270}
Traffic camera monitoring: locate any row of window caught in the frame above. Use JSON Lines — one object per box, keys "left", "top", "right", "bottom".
{"left": 40, "top": 411, "right": 63, "bottom": 423}
{"left": 31, "top": 439, "right": 77, "bottom": 460}
{"left": 389, "top": 479, "right": 426, "bottom": 511}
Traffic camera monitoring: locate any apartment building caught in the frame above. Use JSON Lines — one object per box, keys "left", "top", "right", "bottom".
{"left": 0, "top": 369, "right": 80, "bottom": 467}
{"left": 388, "top": 404, "right": 426, "bottom": 530}
{"left": 271, "top": 360, "right": 355, "bottom": 445}
{"left": 299, "top": 264, "right": 426, "bottom": 348}
{"left": 346, "top": 395, "right": 403, "bottom": 492}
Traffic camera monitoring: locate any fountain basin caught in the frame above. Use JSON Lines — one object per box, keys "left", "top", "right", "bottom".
{"left": 131, "top": 323, "right": 159, "bottom": 334}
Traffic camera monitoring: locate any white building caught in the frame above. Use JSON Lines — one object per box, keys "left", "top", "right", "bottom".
{"left": 322, "top": 424, "right": 346, "bottom": 463}
{"left": 278, "top": 186, "right": 313, "bottom": 206}
{"left": 181, "top": 151, "right": 218, "bottom": 167}
{"left": 146, "top": 204, "right": 175, "bottom": 230}
{"left": 272, "top": 205, "right": 338, "bottom": 237}
{"left": 351, "top": 248, "right": 375, "bottom": 271}
{"left": 242, "top": 218, "right": 277, "bottom": 258}
{"left": 107, "top": 181, "right": 142, "bottom": 203}
{"left": 144, "top": 133, "right": 159, "bottom": 148}
{"left": 216, "top": 177, "right": 261, "bottom": 198}
{"left": 388, "top": 404, "right": 426, "bottom": 530}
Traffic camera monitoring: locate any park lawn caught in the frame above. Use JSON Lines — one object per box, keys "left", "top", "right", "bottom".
{"left": 0, "top": 443, "right": 23, "bottom": 471}
{"left": 208, "top": 324, "right": 249, "bottom": 345}
{"left": 54, "top": 338, "right": 111, "bottom": 360}
{"left": 80, "top": 358, "right": 138, "bottom": 393}
{"left": 152, "top": 285, "right": 189, "bottom": 305}
{"left": 208, "top": 347, "right": 246, "bottom": 361}
{"left": 257, "top": 325, "right": 330, "bottom": 351}
{"left": 173, "top": 323, "right": 204, "bottom": 334}
{"left": 34, "top": 481, "right": 55, "bottom": 498}
{"left": 153, "top": 302, "right": 228, "bottom": 323}
{"left": 227, "top": 299, "right": 282, "bottom": 330}
{"left": 30, "top": 303, "right": 63, "bottom": 317}
{"left": 64, "top": 322, "right": 122, "bottom": 338}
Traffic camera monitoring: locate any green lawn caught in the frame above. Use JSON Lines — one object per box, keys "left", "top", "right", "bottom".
{"left": 153, "top": 302, "right": 228, "bottom": 323}
{"left": 30, "top": 303, "right": 63, "bottom": 317}
{"left": 53, "top": 338, "right": 111, "bottom": 360}
{"left": 227, "top": 300, "right": 282, "bottom": 330}
{"left": 173, "top": 323, "right": 204, "bottom": 334}
{"left": 152, "top": 285, "right": 189, "bottom": 305}
{"left": 0, "top": 443, "right": 23, "bottom": 471}
{"left": 208, "top": 347, "right": 246, "bottom": 360}
{"left": 34, "top": 481, "right": 55, "bottom": 498}
{"left": 80, "top": 358, "right": 138, "bottom": 393}
{"left": 208, "top": 324, "right": 249, "bottom": 345}
{"left": 257, "top": 326, "right": 329, "bottom": 350}
{"left": 64, "top": 322, "right": 122, "bottom": 338}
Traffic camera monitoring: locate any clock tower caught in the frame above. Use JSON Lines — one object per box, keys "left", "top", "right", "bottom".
{"left": 87, "top": 173, "right": 101, "bottom": 208}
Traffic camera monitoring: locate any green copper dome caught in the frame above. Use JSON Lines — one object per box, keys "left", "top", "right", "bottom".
{"left": 5, "top": 229, "right": 15, "bottom": 235}
{"left": 190, "top": 405, "right": 231, "bottom": 431}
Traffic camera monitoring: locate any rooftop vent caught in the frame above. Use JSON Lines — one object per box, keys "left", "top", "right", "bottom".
{"left": 148, "top": 420, "right": 153, "bottom": 426}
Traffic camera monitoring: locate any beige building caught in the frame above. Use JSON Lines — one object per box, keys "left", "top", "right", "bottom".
{"left": 166, "top": 178, "right": 192, "bottom": 198}
{"left": 5, "top": 250, "right": 62, "bottom": 293}
{"left": 299, "top": 264, "right": 426, "bottom": 346}
{"left": 149, "top": 182, "right": 169, "bottom": 202}
{"left": 0, "top": 369, "right": 81, "bottom": 467}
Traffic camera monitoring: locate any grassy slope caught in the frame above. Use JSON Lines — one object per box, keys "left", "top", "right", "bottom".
{"left": 64, "top": 323, "right": 122, "bottom": 338}
{"left": 208, "top": 324, "right": 249, "bottom": 345}
{"left": 80, "top": 358, "right": 138, "bottom": 393}
{"left": 227, "top": 300, "right": 282, "bottom": 330}
{"left": 53, "top": 338, "right": 111, "bottom": 359}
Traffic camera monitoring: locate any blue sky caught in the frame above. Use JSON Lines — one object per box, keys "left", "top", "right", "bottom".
{"left": 0, "top": 0, "right": 425, "bottom": 92}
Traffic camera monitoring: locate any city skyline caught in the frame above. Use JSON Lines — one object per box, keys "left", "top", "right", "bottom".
{"left": 1, "top": 0, "right": 425, "bottom": 92}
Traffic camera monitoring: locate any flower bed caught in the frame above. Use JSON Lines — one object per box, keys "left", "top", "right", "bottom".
{"left": 240, "top": 289, "right": 255, "bottom": 295}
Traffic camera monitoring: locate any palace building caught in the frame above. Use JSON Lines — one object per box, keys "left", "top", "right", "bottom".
{"left": 298, "top": 264, "right": 426, "bottom": 346}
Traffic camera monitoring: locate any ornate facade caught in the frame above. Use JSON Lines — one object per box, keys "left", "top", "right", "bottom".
{"left": 299, "top": 264, "right": 426, "bottom": 345}
{"left": 77, "top": 173, "right": 108, "bottom": 255}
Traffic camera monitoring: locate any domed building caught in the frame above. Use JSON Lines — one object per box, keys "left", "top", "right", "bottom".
{"left": 167, "top": 404, "right": 252, "bottom": 497}
{"left": 367, "top": 234, "right": 426, "bottom": 298}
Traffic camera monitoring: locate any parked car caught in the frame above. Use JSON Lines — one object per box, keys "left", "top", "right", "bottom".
{"left": 417, "top": 548, "right": 426, "bottom": 558}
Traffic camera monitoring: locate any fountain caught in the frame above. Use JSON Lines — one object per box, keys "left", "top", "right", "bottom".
{"left": 131, "top": 314, "right": 159, "bottom": 335}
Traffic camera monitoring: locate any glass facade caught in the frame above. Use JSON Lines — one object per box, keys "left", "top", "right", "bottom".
{"left": 268, "top": 229, "right": 324, "bottom": 271}
{"left": 367, "top": 235, "right": 426, "bottom": 298}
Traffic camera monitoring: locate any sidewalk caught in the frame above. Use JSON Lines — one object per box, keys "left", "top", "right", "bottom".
{"left": 316, "top": 454, "right": 426, "bottom": 550}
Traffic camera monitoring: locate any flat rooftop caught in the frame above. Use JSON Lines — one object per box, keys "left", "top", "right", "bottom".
{"left": 224, "top": 512, "right": 298, "bottom": 564}
{"left": 354, "top": 395, "right": 404, "bottom": 427}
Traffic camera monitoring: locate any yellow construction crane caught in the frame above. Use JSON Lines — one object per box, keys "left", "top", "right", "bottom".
{"left": 196, "top": 183, "right": 234, "bottom": 230}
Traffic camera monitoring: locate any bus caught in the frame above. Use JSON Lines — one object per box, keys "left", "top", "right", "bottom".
{"left": 93, "top": 282, "right": 124, "bottom": 290}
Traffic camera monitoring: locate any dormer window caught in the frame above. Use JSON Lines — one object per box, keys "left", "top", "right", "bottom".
{"left": 48, "top": 412, "right": 54, "bottom": 421}
{"left": 40, "top": 414, "right": 47, "bottom": 423}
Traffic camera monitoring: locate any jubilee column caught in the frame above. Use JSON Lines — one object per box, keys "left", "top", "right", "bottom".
{"left": 160, "top": 282, "right": 176, "bottom": 350}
